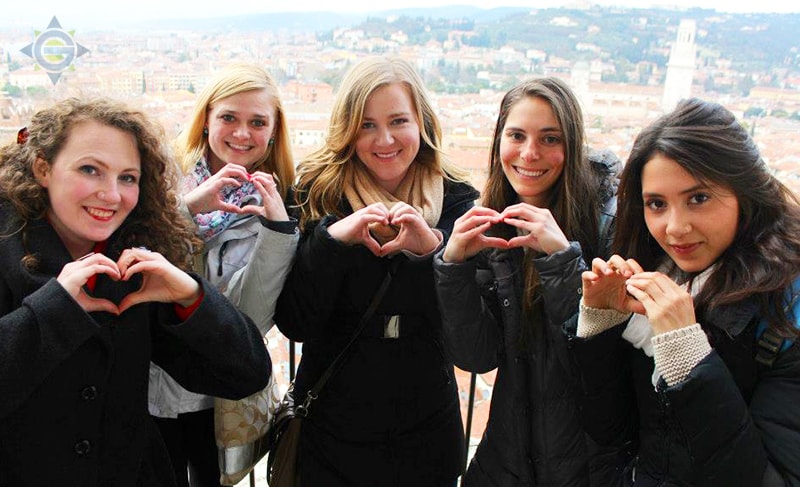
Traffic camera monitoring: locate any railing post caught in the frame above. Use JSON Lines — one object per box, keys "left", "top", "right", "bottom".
{"left": 289, "top": 339, "right": 296, "bottom": 380}
{"left": 464, "top": 372, "right": 477, "bottom": 468}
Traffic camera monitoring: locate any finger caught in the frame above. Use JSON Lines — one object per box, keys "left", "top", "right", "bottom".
{"left": 454, "top": 214, "right": 501, "bottom": 231}
{"left": 607, "top": 255, "right": 635, "bottom": 277}
{"left": 217, "top": 202, "right": 245, "bottom": 214}
{"left": 238, "top": 205, "right": 265, "bottom": 217}
{"left": 501, "top": 204, "right": 544, "bottom": 221}
{"left": 216, "top": 164, "right": 250, "bottom": 180}
{"left": 117, "top": 247, "right": 161, "bottom": 276}
{"left": 214, "top": 177, "right": 244, "bottom": 191}
{"left": 481, "top": 236, "right": 511, "bottom": 250}
{"left": 379, "top": 240, "right": 401, "bottom": 256}
{"left": 627, "top": 259, "right": 645, "bottom": 274}
{"left": 582, "top": 270, "right": 601, "bottom": 283}
{"left": 364, "top": 202, "right": 391, "bottom": 215}
{"left": 80, "top": 294, "right": 121, "bottom": 315}
{"left": 362, "top": 234, "right": 383, "bottom": 257}
{"left": 454, "top": 220, "right": 494, "bottom": 240}
{"left": 117, "top": 291, "right": 146, "bottom": 314}
{"left": 388, "top": 212, "right": 425, "bottom": 227}
{"left": 463, "top": 206, "right": 503, "bottom": 218}
{"left": 501, "top": 216, "right": 532, "bottom": 230}
{"left": 388, "top": 203, "right": 418, "bottom": 219}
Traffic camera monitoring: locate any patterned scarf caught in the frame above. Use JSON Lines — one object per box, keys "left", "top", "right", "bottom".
{"left": 343, "top": 162, "right": 444, "bottom": 245}
{"left": 182, "top": 157, "right": 262, "bottom": 242}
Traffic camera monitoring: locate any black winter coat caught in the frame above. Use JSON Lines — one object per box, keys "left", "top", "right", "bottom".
{"left": 568, "top": 289, "right": 800, "bottom": 486}
{"left": 431, "top": 150, "right": 622, "bottom": 487}
{"left": 275, "top": 179, "right": 479, "bottom": 487}
{"left": 0, "top": 212, "right": 272, "bottom": 487}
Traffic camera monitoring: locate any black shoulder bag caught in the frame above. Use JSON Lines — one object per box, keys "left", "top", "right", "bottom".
{"left": 266, "top": 264, "right": 396, "bottom": 487}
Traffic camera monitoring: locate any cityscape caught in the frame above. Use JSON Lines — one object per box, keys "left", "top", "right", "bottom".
{"left": 1, "top": 5, "right": 799, "bottom": 482}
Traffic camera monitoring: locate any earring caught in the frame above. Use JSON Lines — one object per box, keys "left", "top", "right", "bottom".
{"left": 203, "top": 127, "right": 208, "bottom": 136}
{"left": 268, "top": 138, "right": 274, "bottom": 146}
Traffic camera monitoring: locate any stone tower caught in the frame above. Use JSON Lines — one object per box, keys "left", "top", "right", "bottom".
{"left": 662, "top": 19, "right": 697, "bottom": 113}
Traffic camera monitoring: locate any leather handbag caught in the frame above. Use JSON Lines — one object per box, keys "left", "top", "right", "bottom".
{"left": 214, "top": 339, "right": 282, "bottom": 485}
{"left": 266, "top": 263, "right": 397, "bottom": 487}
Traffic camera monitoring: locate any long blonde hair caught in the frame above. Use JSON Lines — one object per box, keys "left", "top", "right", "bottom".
{"left": 176, "top": 63, "right": 294, "bottom": 198}
{"left": 294, "top": 56, "right": 468, "bottom": 230}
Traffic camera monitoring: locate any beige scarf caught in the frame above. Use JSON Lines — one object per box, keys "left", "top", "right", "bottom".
{"left": 344, "top": 162, "right": 444, "bottom": 245}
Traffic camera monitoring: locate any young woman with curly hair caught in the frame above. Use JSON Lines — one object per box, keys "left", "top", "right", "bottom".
{"left": 0, "top": 97, "right": 271, "bottom": 487}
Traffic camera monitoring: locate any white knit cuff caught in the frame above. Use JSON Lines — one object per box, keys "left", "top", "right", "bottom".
{"left": 576, "top": 300, "right": 632, "bottom": 338}
{"left": 652, "top": 323, "right": 712, "bottom": 387}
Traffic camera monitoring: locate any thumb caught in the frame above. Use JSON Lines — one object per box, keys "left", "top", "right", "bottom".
{"left": 82, "top": 296, "right": 121, "bottom": 315}
{"left": 117, "top": 291, "right": 147, "bottom": 314}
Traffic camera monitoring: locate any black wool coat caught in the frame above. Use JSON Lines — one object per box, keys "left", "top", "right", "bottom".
{"left": 0, "top": 211, "right": 272, "bottom": 487}
{"left": 275, "top": 179, "right": 479, "bottom": 487}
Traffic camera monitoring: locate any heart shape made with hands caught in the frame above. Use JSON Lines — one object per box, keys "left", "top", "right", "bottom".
{"left": 368, "top": 221, "right": 402, "bottom": 246}
{"left": 78, "top": 251, "right": 161, "bottom": 315}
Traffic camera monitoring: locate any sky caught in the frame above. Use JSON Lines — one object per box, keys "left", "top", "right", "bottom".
{"left": 1, "top": 0, "right": 797, "bottom": 30}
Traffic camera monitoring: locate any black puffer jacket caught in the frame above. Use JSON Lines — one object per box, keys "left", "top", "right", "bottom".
{"left": 432, "top": 151, "right": 623, "bottom": 487}
{"left": 567, "top": 286, "right": 800, "bottom": 486}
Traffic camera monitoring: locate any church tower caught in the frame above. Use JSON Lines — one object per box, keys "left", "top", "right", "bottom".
{"left": 662, "top": 19, "right": 697, "bottom": 113}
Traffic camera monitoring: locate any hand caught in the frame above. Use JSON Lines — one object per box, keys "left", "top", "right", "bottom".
{"left": 116, "top": 247, "right": 202, "bottom": 313}
{"left": 500, "top": 203, "right": 570, "bottom": 255}
{"left": 582, "top": 255, "right": 646, "bottom": 315}
{"left": 379, "top": 203, "right": 441, "bottom": 257}
{"left": 183, "top": 164, "right": 250, "bottom": 215}
{"left": 327, "top": 202, "right": 391, "bottom": 256}
{"left": 442, "top": 206, "right": 508, "bottom": 263}
{"left": 239, "top": 171, "right": 289, "bottom": 221}
{"left": 625, "top": 271, "right": 697, "bottom": 334}
{"left": 57, "top": 253, "right": 122, "bottom": 314}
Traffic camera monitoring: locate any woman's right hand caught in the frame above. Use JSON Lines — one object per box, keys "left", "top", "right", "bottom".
{"left": 582, "top": 255, "right": 646, "bottom": 315}
{"left": 327, "top": 202, "right": 391, "bottom": 256}
{"left": 57, "top": 253, "right": 122, "bottom": 314}
{"left": 183, "top": 164, "right": 250, "bottom": 215}
{"left": 442, "top": 206, "right": 507, "bottom": 263}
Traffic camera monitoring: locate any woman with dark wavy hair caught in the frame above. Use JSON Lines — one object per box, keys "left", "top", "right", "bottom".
{"left": 570, "top": 97, "right": 800, "bottom": 485}
{"left": 0, "top": 97, "right": 271, "bottom": 487}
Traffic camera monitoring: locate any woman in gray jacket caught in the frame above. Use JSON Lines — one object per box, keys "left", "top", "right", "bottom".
{"left": 433, "top": 77, "right": 622, "bottom": 486}
{"left": 147, "top": 63, "right": 298, "bottom": 487}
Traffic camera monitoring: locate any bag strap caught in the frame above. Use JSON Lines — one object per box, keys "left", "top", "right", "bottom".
{"left": 296, "top": 259, "right": 398, "bottom": 416}
{"left": 755, "top": 277, "right": 800, "bottom": 367}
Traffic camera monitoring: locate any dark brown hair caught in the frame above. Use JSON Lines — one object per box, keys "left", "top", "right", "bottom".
{"left": 615, "top": 97, "right": 800, "bottom": 338}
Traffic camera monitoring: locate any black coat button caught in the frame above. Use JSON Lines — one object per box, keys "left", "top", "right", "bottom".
{"left": 74, "top": 439, "right": 91, "bottom": 456}
{"left": 80, "top": 386, "right": 97, "bottom": 400}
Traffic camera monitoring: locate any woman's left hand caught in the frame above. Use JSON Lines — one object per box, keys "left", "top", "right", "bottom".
{"left": 116, "top": 247, "right": 202, "bottom": 313}
{"left": 239, "top": 171, "right": 289, "bottom": 221}
{"left": 625, "top": 271, "right": 696, "bottom": 334}
{"left": 500, "top": 203, "right": 570, "bottom": 255}
{"left": 379, "top": 203, "right": 441, "bottom": 257}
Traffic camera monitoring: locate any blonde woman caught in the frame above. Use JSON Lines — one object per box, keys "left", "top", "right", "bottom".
{"left": 275, "top": 56, "right": 477, "bottom": 487}
{"left": 148, "top": 63, "right": 298, "bottom": 487}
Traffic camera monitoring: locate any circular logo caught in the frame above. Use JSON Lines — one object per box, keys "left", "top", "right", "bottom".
{"left": 33, "top": 28, "right": 77, "bottom": 72}
{"left": 21, "top": 17, "right": 89, "bottom": 84}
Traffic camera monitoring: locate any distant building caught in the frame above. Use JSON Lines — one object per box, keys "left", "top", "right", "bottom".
{"left": 662, "top": 19, "right": 697, "bottom": 113}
